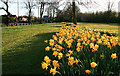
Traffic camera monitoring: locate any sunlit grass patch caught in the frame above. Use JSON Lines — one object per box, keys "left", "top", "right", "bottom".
{"left": 78, "top": 22, "right": 118, "bottom": 34}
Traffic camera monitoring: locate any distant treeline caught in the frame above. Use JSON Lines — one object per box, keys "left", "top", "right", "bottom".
{"left": 80, "top": 11, "right": 119, "bottom": 23}
{"left": 54, "top": 5, "right": 120, "bottom": 23}
{"left": 55, "top": 11, "right": 120, "bottom": 23}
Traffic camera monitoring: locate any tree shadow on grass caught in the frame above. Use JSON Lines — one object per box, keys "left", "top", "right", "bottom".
{"left": 2, "top": 32, "right": 56, "bottom": 75}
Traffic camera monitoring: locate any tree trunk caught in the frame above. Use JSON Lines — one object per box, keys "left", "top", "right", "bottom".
{"left": 28, "top": 9, "right": 31, "bottom": 24}
{"left": 40, "top": 3, "right": 44, "bottom": 23}
{"left": 52, "top": 9, "right": 55, "bottom": 22}
{"left": 72, "top": 0, "right": 77, "bottom": 25}
{"left": 28, "top": 2, "right": 31, "bottom": 25}
{"left": 53, "top": 9, "right": 55, "bottom": 18}
{"left": 6, "top": 0, "right": 9, "bottom": 26}
{"left": 106, "top": 11, "right": 111, "bottom": 24}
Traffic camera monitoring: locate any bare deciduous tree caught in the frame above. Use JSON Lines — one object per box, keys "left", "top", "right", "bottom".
{"left": 24, "top": 0, "right": 36, "bottom": 24}
{"left": 35, "top": 0, "right": 46, "bottom": 23}
{"left": 0, "top": 0, "right": 12, "bottom": 26}
{"left": 106, "top": 0, "right": 114, "bottom": 23}
{"left": 46, "top": 2, "right": 60, "bottom": 19}
{"left": 36, "top": 0, "right": 62, "bottom": 23}
{"left": 52, "top": 0, "right": 97, "bottom": 24}
{"left": 74, "top": 0, "right": 97, "bottom": 24}
{"left": 36, "top": 0, "right": 97, "bottom": 24}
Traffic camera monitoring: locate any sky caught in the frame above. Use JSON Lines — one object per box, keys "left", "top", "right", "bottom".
{"left": 0, "top": 0, "right": 120, "bottom": 17}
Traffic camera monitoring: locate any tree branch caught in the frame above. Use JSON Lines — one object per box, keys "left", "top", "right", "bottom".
{"left": 0, "top": 7, "right": 4, "bottom": 10}
{"left": 0, "top": 7, "right": 11, "bottom": 15}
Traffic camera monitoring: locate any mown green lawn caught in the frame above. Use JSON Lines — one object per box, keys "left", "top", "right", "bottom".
{"left": 2, "top": 22, "right": 119, "bottom": 75}
{"left": 78, "top": 22, "right": 119, "bottom": 34}
{"left": 2, "top": 23, "right": 64, "bottom": 74}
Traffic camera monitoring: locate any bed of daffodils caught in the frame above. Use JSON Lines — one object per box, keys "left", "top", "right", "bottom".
{"left": 41, "top": 24, "right": 120, "bottom": 75}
